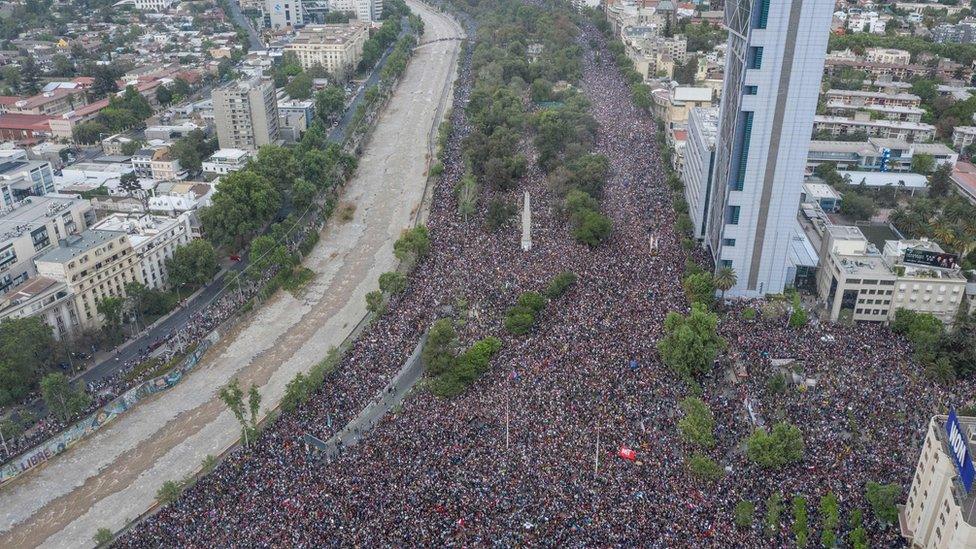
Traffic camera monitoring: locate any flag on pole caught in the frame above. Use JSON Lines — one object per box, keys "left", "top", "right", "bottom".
{"left": 618, "top": 447, "right": 637, "bottom": 461}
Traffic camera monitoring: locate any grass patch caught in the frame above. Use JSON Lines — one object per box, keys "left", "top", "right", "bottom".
{"left": 283, "top": 267, "right": 315, "bottom": 294}
{"left": 124, "top": 344, "right": 199, "bottom": 383}
{"left": 338, "top": 202, "right": 356, "bottom": 223}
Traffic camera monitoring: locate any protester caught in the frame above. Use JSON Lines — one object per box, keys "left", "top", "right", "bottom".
{"left": 112, "top": 15, "right": 969, "bottom": 548}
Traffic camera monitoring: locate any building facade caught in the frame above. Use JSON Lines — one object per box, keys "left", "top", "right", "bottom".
{"left": 0, "top": 196, "right": 93, "bottom": 295}
{"left": 707, "top": 0, "right": 833, "bottom": 297}
{"left": 202, "top": 148, "right": 252, "bottom": 175}
{"left": 328, "top": 0, "right": 383, "bottom": 22}
{"left": 34, "top": 230, "right": 141, "bottom": 330}
{"left": 212, "top": 77, "right": 281, "bottom": 151}
{"left": 265, "top": 0, "right": 305, "bottom": 30}
{"left": 284, "top": 23, "right": 369, "bottom": 79}
{"left": 91, "top": 213, "right": 193, "bottom": 290}
{"left": 901, "top": 414, "right": 976, "bottom": 549}
{"left": 682, "top": 107, "right": 719, "bottom": 241}
{"left": 0, "top": 151, "right": 55, "bottom": 211}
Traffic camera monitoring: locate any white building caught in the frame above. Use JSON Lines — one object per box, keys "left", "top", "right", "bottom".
{"left": 212, "top": 77, "right": 281, "bottom": 152}
{"left": 0, "top": 196, "right": 94, "bottom": 295}
{"left": 901, "top": 414, "right": 976, "bottom": 549}
{"left": 0, "top": 276, "right": 78, "bottom": 340}
{"left": 847, "top": 11, "right": 887, "bottom": 34}
{"left": 129, "top": 0, "right": 177, "bottom": 11}
{"left": 277, "top": 97, "right": 315, "bottom": 142}
{"left": 814, "top": 115, "right": 936, "bottom": 143}
{"left": 952, "top": 126, "right": 976, "bottom": 152}
{"left": 284, "top": 23, "right": 370, "bottom": 79}
{"left": 90, "top": 213, "right": 193, "bottom": 290}
{"left": 865, "top": 47, "right": 911, "bottom": 65}
{"left": 682, "top": 107, "right": 719, "bottom": 241}
{"left": 265, "top": 0, "right": 305, "bottom": 30}
{"left": 0, "top": 149, "right": 56, "bottom": 212}
{"left": 202, "top": 149, "right": 252, "bottom": 175}
{"left": 328, "top": 0, "right": 383, "bottom": 23}
{"left": 706, "top": 0, "right": 833, "bottom": 297}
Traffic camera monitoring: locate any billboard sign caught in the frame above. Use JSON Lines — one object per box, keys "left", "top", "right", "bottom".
{"left": 945, "top": 410, "right": 976, "bottom": 494}
{"left": 903, "top": 248, "right": 960, "bottom": 270}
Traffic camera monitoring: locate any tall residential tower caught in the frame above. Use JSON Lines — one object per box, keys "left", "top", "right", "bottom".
{"left": 706, "top": 0, "right": 833, "bottom": 297}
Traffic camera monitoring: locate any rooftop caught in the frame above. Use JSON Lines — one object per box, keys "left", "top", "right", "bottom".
{"left": 35, "top": 229, "right": 125, "bottom": 264}
{"left": 289, "top": 23, "right": 369, "bottom": 46}
{"left": 672, "top": 87, "right": 712, "bottom": 103}
{"left": 815, "top": 115, "right": 936, "bottom": 132}
{"left": 90, "top": 213, "right": 183, "bottom": 248}
{"left": 952, "top": 161, "right": 976, "bottom": 203}
{"left": 839, "top": 171, "right": 929, "bottom": 189}
{"left": 0, "top": 276, "right": 65, "bottom": 314}
{"left": 932, "top": 414, "right": 976, "bottom": 525}
{"left": 825, "top": 89, "right": 920, "bottom": 101}
{"left": 804, "top": 182, "right": 842, "bottom": 200}
{"left": 0, "top": 196, "right": 85, "bottom": 242}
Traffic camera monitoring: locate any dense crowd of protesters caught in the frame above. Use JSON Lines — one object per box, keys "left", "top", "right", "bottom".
{"left": 113, "top": 12, "right": 976, "bottom": 549}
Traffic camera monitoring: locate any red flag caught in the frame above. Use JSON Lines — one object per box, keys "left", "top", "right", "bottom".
{"left": 618, "top": 447, "right": 636, "bottom": 461}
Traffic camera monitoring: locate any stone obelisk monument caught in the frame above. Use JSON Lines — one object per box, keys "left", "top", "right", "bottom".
{"left": 521, "top": 191, "right": 532, "bottom": 251}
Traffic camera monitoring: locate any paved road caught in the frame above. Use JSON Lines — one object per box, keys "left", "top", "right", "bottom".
{"left": 223, "top": 0, "right": 264, "bottom": 51}
{"left": 0, "top": 3, "right": 463, "bottom": 547}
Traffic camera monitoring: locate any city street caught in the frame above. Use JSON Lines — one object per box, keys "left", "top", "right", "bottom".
{"left": 0, "top": 2, "right": 463, "bottom": 547}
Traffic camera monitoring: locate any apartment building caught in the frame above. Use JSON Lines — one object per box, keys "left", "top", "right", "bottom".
{"left": 806, "top": 138, "right": 957, "bottom": 174}
{"left": 816, "top": 226, "right": 967, "bottom": 325}
{"left": 706, "top": 0, "right": 833, "bottom": 297}
{"left": 0, "top": 196, "right": 93, "bottom": 295}
{"left": 5, "top": 88, "right": 88, "bottom": 116}
{"left": 265, "top": 0, "right": 305, "bottom": 30}
{"left": 284, "top": 23, "right": 369, "bottom": 79}
{"left": 278, "top": 97, "right": 314, "bottom": 142}
{"left": 0, "top": 276, "right": 78, "bottom": 340}
{"left": 901, "top": 413, "right": 976, "bottom": 549}
{"left": 823, "top": 89, "right": 922, "bottom": 109}
{"left": 34, "top": 230, "right": 141, "bottom": 329}
{"left": 0, "top": 150, "right": 55, "bottom": 211}
{"left": 952, "top": 126, "right": 976, "bottom": 152}
{"left": 681, "top": 107, "right": 718, "bottom": 241}
{"left": 202, "top": 148, "right": 252, "bottom": 175}
{"left": 814, "top": 114, "right": 936, "bottom": 142}
{"left": 212, "top": 77, "right": 281, "bottom": 151}
{"left": 91, "top": 213, "right": 193, "bottom": 290}
{"left": 328, "top": 0, "right": 383, "bottom": 22}
{"left": 865, "top": 47, "right": 911, "bottom": 65}
{"left": 132, "top": 0, "right": 177, "bottom": 11}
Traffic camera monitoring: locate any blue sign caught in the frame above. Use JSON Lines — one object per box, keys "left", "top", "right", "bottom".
{"left": 945, "top": 410, "right": 976, "bottom": 493}
{"left": 879, "top": 148, "right": 891, "bottom": 172}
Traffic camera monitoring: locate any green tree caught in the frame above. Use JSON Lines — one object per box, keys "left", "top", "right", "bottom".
{"left": 251, "top": 145, "right": 299, "bottom": 193}
{"left": 166, "top": 239, "right": 219, "bottom": 288}
{"left": 765, "top": 492, "right": 784, "bottom": 538}
{"left": 93, "top": 527, "right": 113, "bottom": 546}
{"left": 687, "top": 453, "right": 723, "bottom": 482}
{"left": 745, "top": 422, "right": 805, "bottom": 469}
{"left": 249, "top": 235, "right": 293, "bottom": 275}
{"left": 929, "top": 163, "right": 953, "bottom": 197}
{"left": 792, "top": 495, "right": 809, "bottom": 549}
{"left": 19, "top": 56, "right": 41, "bottom": 95}
{"left": 393, "top": 225, "right": 430, "bottom": 265}
{"left": 156, "top": 480, "right": 182, "bottom": 505}
{"left": 292, "top": 177, "right": 317, "bottom": 211}
{"left": 169, "top": 129, "right": 217, "bottom": 173}
{"left": 219, "top": 378, "right": 260, "bottom": 446}
{"left": 72, "top": 121, "right": 108, "bottom": 144}
{"left": 911, "top": 152, "right": 935, "bottom": 174}
{"left": 486, "top": 199, "right": 516, "bottom": 231}
{"left": 378, "top": 271, "right": 407, "bottom": 294}
{"left": 865, "top": 481, "right": 901, "bottom": 525}
{"left": 678, "top": 396, "right": 716, "bottom": 448}
{"left": 734, "top": 500, "right": 755, "bottom": 529}
{"left": 849, "top": 509, "right": 869, "bottom": 549}
{"left": 572, "top": 209, "right": 612, "bottom": 246}
{"left": 789, "top": 293, "right": 808, "bottom": 328}
{"left": 656, "top": 303, "right": 726, "bottom": 383}
{"left": 713, "top": 267, "right": 737, "bottom": 300}
{"left": 423, "top": 318, "right": 458, "bottom": 376}
{"left": 40, "top": 372, "right": 90, "bottom": 423}
{"left": 315, "top": 86, "right": 345, "bottom": 122}
{"left": 819, "top": 492, "right": 841, "bottom": 548}
{"left": 504, "top": 309, "right": 536, "bottom": 335}
{"left": 96, "top": 296, "right": 125, "bottom": 333}
{"left": 840, "top": 192, "right": 877, "bottom": 221}
{"left": 201, "top": 170, "right": 281, "bottom": 249}
{"left": 546, "top": 272, "right": 578, "bottom": 298}
{"left": 683, "top": 272, "right": 715, "bottom": 306}
{"left": 0, "top": 317, "right": 56, "bottom": 406}
{"left": 365, "top": 290, "right": 385, "bottom": 313}
{"left": 155, "top": 84, "right": 174, "bottom": 106}
{"left": 285, "top": 72, "right": 313, "bottom": 99}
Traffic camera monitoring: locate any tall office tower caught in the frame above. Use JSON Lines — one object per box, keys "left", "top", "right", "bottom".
{"left": 213, "top": 77, "right": 281, "bottom": 152}
{"left": 706, "top": 0, "right": 833, "bottom": 297}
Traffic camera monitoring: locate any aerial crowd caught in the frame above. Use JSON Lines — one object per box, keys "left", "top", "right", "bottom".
{"left": 114, "top": 9, "right": 975, "bottom": 549}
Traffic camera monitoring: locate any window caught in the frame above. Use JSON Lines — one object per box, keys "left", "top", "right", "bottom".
{"left": 749, "top": 47, "right": 764, "bottom": 70}
{"left": 733, "top": 112, "right": 754, "bottom": 190}
{"left": 726, "top": 205, "right": 741, "bottom": 225}
{"left": 755, "top": 0, "right": 771, "bottom": 29}
{"left": 719, "top": 259, "right": 733, "bottom": 269}
{"left": 723, "top": 238, "right": 736, "bottom": 246}
{"left": 744, "top": 85, "right": 758, "bottom": 95}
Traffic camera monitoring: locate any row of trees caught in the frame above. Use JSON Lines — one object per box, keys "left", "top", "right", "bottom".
{"left": 424, "top": 318, "right": 503, "bottom": 397}
{"left": 892, "top": 308, "right": 976, "bottom": 382}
